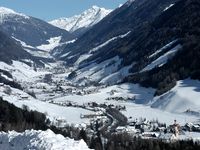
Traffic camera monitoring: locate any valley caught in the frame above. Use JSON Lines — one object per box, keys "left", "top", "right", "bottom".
{"left": 0, "top": 57, "right": 200, "bottom": 141}
{"left": 1, "top": 0, "right": 200, "bottom": 149}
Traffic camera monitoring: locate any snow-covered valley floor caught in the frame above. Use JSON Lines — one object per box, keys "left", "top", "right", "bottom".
{"left": 0, "top": 60, "right": 200, "bottom": 126}
{"left": 1, "top": 58, "right": 200, "bottom": 145}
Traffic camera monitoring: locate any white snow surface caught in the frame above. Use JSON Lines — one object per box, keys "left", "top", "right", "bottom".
{"left": 69, "top": 32, "right": 132, "bottom": 85}
{"left": 53, "top": 83, "right": 198, "bottom": 125}
{"left": 148, "top": 40, "right": 178, "bottom": 58}
{"left": 49, "top": 6, "right": 112, "bottom": 32}
{"left": 0, "top": 129, "right": 90, "bottom": 150}
{"left": 142, "top": 44, "right": 182, "bottom": 72}
{"left": 0, "top": 7, "right": 29, "bottom": 20}
{"left": 12, "top": 36, "right": 34, "bottom": 49}
{"left": 152, "top": 79, "right": 200, "bottom": 113}
{"left": 73, "top": 31, "right": 131, "bottom": 67}
{"left": 0, "top": 59, "right": 200, "bottom": 126}
{"left": 0, "top": 86, "right": 92, "bottom": 126}
{"left": 12, "top": 36, "right": 76, "bottom": 58}
{"left": 73, "top": 56, "right": 122, "bottom": 85}
{"left": 36, "top": 36, "right": 62, "bottom": 52}
{"left": 0, "top": 73, "right": 13, "bottom": 81}
{"left": 99, "top": 64, "right": 132, "bottom": 84}
{"left": 0, "top": 61, "right": 49, "bottom": 82}
{"left": 164, "top": 4, "right": 174, "bottom": 11}
{"left": 89, "top": 31, "right": 131, "bottom": 53}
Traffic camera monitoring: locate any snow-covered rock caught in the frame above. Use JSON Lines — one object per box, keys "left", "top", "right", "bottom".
{"left": 49, "top": 6, "right": 112, "bottom": 33}
{"left": 0, "top": 129, "right": 90, "bottom": 150}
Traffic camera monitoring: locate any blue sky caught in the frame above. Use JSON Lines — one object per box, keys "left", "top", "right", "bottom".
{"left": 0, "top": 0, "right": 126, "bottom": 21}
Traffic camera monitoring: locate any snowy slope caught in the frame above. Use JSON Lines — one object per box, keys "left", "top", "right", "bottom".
{"left": 72, "top": 56, "right": 123, "bottom": 85}
{"left": 0, "top": 7, "right": 71, "bottom": 47}
{"left": 141, "top": 44, "right": 182, "bottom": 72}
{"left": 152, "top": 79, "right": 200, "bottom": 114}
{"left": 163, "top": 4, "right": 174, "bottom": 11}
{"left": 0, "top": 129, "right": 90, "bottom": 150}
{"left": 0, "top": 85, "right": 93, "bottom": 126}
{"left": 65, "top": 32, "right": 132, "bottom": 86}
{"left": 0, "top": 7, "right": 74, "bottom": 60}
{"left": 49, "top": 6, "right": 112, "bottom": 33}
{"left": 0, "top": 60, "right": 49, "bottom": 82}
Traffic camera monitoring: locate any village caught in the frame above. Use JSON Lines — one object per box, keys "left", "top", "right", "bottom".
{"left": 1, "top": 62, "right": 200, "bottom": 143}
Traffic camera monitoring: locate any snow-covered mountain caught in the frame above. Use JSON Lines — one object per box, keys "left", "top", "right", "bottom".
{"left": 0, "top": 30, "right": 42, "bottom": 66}
{"left": 49, "top": 6, "right": 112, "bottom": 34}
{"left": 0, "top": 7, "right": 72, "bottom": 47}
{"left": 0, "top": 7, "right": 28, "bottom": 18}
{"left": 57, "top": 0, "right": 179, "bottom": 86}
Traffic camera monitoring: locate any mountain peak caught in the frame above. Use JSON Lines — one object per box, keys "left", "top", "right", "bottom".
{"left": 0, "top": 6, "right": 29, "bottom": 19}
{"left": 0, "top": 7, "right": 16, "bottom": 14}
{"left": 49, "top": 6, "right": 112, "bottom": 33}
{"left": 91, "top": 5, "right": 100, "bottom": 10}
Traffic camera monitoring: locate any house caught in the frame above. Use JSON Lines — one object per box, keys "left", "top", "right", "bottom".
{"left": 142, "top": 132, "right": 160, "bottom": 139}
{"left": 126, "top": 126, "right": 140, "bottom": 134}
{"left": 49, "top": 94, "right": 55, "bottom": 97}
{"left": 116, "top": 126, "right": 126, "bottom": 132}
{"left": 192, "top": 124, "right": 200, "bottom": 132}
{"left": 159, "top": 133, "right": 177, "bottom": 141}
{"left": 20, "top": 95, "right": 29, "bottom": 100}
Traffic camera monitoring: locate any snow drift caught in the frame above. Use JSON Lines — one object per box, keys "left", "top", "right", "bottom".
{"left": 0, "top": 129, "right": 91, "bottom": 150}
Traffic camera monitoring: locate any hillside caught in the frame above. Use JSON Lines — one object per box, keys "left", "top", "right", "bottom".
{"left": 0, "top": 31, "right": 31, "bottom": 64}
{"left": 56, "top": 0, "right": 179, "bottom": 86}
{"left": 0, "top": 7, "right": 72, "bottom": 47}
{"left": 57, "top": 0, "right": 200, "bottom": 95}
{"left": 0, "top": 98, "right": 90, "bottom": 150}
{"left": 58, "top": 0, "right": 178, "bottom": 61}
{"left": 125, "top": 0, "right": 200, "bottom": 95}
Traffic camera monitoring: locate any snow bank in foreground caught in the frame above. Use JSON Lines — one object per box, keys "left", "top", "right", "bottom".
{"left": 0, "top": 129, "right": 90, "bottom": 150}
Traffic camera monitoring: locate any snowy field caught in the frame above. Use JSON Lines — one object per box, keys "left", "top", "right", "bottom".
{"left": 0, "top": 59, "right": 200, "bottom": 127}
{"left": 53, "top": 83, "right": 199, "bottom": 125}
{"left": 152, "top": 79, "right": 200, "bottom": 113}
{"left": 0, "top": 86, "right": 92, "bottom": 126}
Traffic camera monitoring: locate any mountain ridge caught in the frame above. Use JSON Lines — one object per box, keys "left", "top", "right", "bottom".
{"left": 0, "top": 6, "right": 72, "bottom": 47}
{"left": 49, "top": 6, "right": 112, "bottom": 36}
